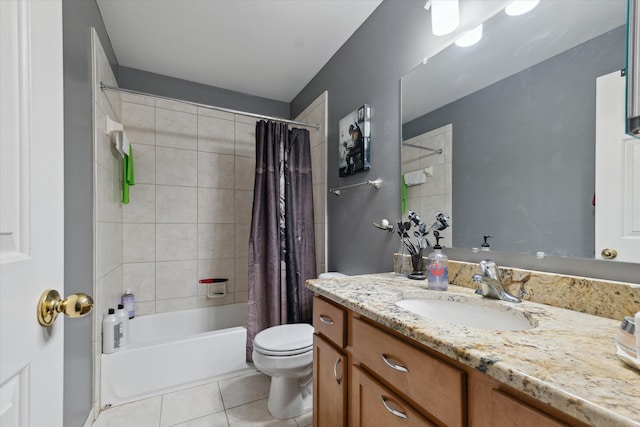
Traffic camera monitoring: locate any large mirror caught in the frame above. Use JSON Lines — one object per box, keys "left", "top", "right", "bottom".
{"left": 401, "top": 0, "right": 629, "bottom": 260}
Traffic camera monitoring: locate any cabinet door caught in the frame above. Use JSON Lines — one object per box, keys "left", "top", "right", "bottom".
{"left": 491, "top": 390, "right": 568, "bottom": 427}
{"left": 352, "top": 367, "right": 437, "bottom": 427}
{"left": 313, "top": 334, "right": 346, "bottom": 427}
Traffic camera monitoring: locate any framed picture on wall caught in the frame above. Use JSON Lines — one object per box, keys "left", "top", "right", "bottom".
{"left": 338, "top": 104, "right": 371, "bottom": 177}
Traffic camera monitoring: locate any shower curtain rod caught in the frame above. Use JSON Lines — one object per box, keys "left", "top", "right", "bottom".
{"left": 99, "top": 82, "right": 320, "bottom": 130}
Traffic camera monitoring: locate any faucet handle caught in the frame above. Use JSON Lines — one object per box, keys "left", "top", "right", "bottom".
{"left": 479, "top": 259, "right": 500, "bottom": 278}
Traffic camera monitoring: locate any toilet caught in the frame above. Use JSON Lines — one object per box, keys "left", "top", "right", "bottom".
{"left": 252, "top": 272, "right": 346, "bottom": 419}
{"left": 252, "top": 323, "right": 314, "bottom": 419}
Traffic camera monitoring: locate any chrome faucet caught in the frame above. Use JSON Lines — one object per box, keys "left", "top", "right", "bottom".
{"left": 472, "top": 260, "right": 521, "bottom": 303}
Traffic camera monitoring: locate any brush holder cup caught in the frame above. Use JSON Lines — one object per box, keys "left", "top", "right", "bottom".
{"left": 408, "top": 249, "right": 426, "bottom": 280}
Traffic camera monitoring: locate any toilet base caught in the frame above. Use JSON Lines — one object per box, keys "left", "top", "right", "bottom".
{"left": 267, "top": 374, "right": 313, "bottom": 419}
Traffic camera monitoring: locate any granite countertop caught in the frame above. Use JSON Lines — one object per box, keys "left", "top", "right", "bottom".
{"left": 306, "top": 273, "right": 640, "bottom": 427}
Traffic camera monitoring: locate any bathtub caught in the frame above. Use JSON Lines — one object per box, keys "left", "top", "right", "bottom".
{"left": 100, "top": 303, "right": 252, "bottom": 408}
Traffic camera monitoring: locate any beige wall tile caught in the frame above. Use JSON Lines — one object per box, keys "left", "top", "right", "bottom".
{"left": 132, "top": 143, "right": 156, "bottom": 184}
{"left": 311, "top": 143, "right": 325, "bottom": 186}
{"left": 96, "top": 163, "right": 122, "bottom": 223}
{"left": 198, "top": 115, "right": 235, "bottom": 154}
{"left": 198, "top": 188, "right": 235, "bottom": 223}
{"left": 134, "top": 301, "right": 156, "bottom": 316}
{"left": 197, "top": 224, "right": 235, "bottom": 259}
{"left": 156, "top": 224, "right": 198, "bottom": 261}
{"left": 96, "top": 221, "right": 123, "bottom": 280}
{"left": 156, "top": 260, "right": 198, "bottom": 299}
{"left": 197, "top": 107, "right": 234, "bottom": 121}
{"left": 155, "top": 297, "right": 197, "bottom": 314}
{"left": 197, "top": 152, "right": 235, "bottom": 189}
{"left": 234, "top": 225, "right": 250, "bottom": 258}
{"left": 156, "top": 185, "right": 197, "bottom": 223}
{"left": 123, "top": 262, "right": 156, "bottom": 301}
{"left": 123, "top": 223, "right": 156, "bottom": 263}
{"left": 95, "top": 265, "right": 123, "bottom": 339}
{"left": 156, "top": 147, "right": 198, "bottom": 187}
{"left": 234, "top": 257, "right": 248, "bottom": 292}
{"left": 233, "top": 190, "right": 253, "bottom": 224}
{"left": 234, "top": 156, "right": 255, "bottom": 191}
{"left": 156, "top": 99, "right": 197, "bottom": 114}
{"left": 197, "top": 293, "right": 235, "bottom": 307}
{"left": 120, "top": 92, "right": 155, "bottom": 107}
{"left": 95, "top": 104, "right": 120, "bottom": 170}
{"left": 123, "top": 102, "right": 155, "bottom": 146}
{"left": 234, "top": 121, "right": 256, "bottom": 158}
{"left": 123, "top": 184, "right": 156, "bottom": 223}
{"left": 156, "top": 108, "right": 197, "bottom": 150}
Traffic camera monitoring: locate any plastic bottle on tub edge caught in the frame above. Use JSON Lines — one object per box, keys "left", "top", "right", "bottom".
{"left": 116, "top": 303, "right": 129, "bottom": 347}
{"left": 122, "top": 289, "right": 135, "bottom": 319}
{"left": 102, "top": 308, "right": 120, "bottom": 354}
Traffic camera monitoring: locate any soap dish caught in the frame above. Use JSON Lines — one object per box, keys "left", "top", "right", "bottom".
{"left": 616, "top": 345, "right": 640, "bottom": 372}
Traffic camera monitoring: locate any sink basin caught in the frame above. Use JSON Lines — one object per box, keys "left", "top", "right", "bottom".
{"left": 395, "top": 298, "right": 534, "bottom": 331}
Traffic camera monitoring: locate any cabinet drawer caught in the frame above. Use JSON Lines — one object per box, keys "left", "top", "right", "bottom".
{"left": 352, "top": 317, "right": 465, "bottom": 427}
{"left": 313, "top": 296, "right": 346, "bottom": 347}
{"left": 491, "top": 390, "right": 568, "bottom": 427}
{"left": 354, "top": 367, "right": 437, "bottom": 427}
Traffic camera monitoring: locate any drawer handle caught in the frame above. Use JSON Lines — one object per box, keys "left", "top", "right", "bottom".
{"left": 381, "top": 396, "right": 408, "bottom": 420}
{"left": 333, "top": 357, "right": 342, "bottom": 385}
{"left": 319, "top": 315, "right": 334, "bottom": 325}
{"left": 381, "top": 354, "right": 409, "bottom": 373}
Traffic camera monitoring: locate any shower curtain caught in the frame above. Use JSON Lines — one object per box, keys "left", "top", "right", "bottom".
{"left": 246, "top": 120, "right": 316, "bottom": 361}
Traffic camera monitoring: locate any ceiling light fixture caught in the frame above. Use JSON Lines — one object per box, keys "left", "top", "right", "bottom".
{"left": 504, "top": 0, "right": 540, "bottom": 16}
{"left": 425, "top": 0, "right": 460, "bottom": 36}
{"left": 455, "top": 24, "right": 483, "bottom": 47}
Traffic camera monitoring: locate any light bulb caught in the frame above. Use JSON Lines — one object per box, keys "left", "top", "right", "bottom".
{"left": 505, "top": 0, "right": 540, "bottom": 16}
{"left": 430, "top": 0, "right": 459, "bottom": 36}
{"left": 455, "top": 24, "right": 483, "bottom": 47}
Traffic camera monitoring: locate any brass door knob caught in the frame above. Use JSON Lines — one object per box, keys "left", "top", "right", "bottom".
{"left": 600, "top": 248, "right": 618, "bottom": 259}
{"left": 37, "top": 289, "right": 94, "bottom": 326}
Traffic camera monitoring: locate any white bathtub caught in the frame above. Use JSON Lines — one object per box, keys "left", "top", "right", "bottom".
{"left": 100, "top": 303, "right": 252, "bottom": 408}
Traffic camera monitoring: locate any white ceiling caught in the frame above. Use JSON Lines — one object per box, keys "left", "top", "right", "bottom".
{"left": 96, "top": 0, "right": 383, "bottom": 102}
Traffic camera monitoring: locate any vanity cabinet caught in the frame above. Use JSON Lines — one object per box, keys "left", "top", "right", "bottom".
{"left": 313, "top": 295, "right": 591, "bottom": 427}
{"left": 312, "top": 296, "right": 347, "bottom": 427}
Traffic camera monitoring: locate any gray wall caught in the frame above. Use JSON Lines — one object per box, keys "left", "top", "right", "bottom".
{"left": 292, "top": 0, "right": 639, "bottom": 283}
{"left": 119, "top": 66, "right": 290, "bottom": 118}
{"left": 404, "top": 27, "right": 626, "bottom": 259}
{"left": 62, "top": 1, "right": 117, "bottom": 426}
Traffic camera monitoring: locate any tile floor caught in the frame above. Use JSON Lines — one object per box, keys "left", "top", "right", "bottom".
{"left": 93, "top": 371, "right": 312, "bottom": 427}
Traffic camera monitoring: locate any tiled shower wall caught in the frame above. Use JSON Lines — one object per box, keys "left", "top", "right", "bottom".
{"left": 295, "top": 92, "right": 328, "bottom": 275}
{"left": 401, "top": 123, "right": 452, "bottom": 244}
{"left": 120, "top": 94, "right": 256, "bottom": 315}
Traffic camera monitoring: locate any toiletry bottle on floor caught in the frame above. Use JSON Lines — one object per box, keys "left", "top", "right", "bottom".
{"left": 427, "top": 233, "right": 449, "bottom": 291}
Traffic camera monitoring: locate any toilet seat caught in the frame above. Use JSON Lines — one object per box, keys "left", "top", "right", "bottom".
{"left": 253, "top": 323, "right": 314, "bottom": 357}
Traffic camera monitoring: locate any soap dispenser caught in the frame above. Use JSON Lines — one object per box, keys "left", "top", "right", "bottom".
{"left": 481, "top": 235, "right": 493, "bottom": 251}
{"left": 427, "top": 232, "right": 449, "bottom": 291}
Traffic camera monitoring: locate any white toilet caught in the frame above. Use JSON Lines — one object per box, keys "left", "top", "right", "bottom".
{"left": 252, "top": 272, "right": 346, "bottom": 419}
{"left": 252, "top": 323, "right": 314, "bottom": 419}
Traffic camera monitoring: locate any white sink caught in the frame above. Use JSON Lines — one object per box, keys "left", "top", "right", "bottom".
{"left": 395, "top": 298, "right": 534, "bottom": 331}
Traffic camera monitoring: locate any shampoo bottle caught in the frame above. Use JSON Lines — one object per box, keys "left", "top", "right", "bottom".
{"left": 427, "top": 233, "right": 449, "bottom": 291}
{"left": 122, "top": 289, "right": 135, "bottom": 319}
{"left": 116, "top": 303, "right": 129, "bottom": 347}
{"left": 102, "top": 308, "right": 120, "bottom": 354}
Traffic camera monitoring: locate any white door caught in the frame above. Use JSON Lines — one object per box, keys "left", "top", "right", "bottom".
{"left": 595, "top": 71, "right": 640, "bottom": 263}
{"left": 0, "top": 0, "right": 65, "bottom": 426}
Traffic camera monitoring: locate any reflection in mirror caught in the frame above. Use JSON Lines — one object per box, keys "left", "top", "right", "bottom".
{"left": 401, "top": 0, "right": 627, "bottom": 260}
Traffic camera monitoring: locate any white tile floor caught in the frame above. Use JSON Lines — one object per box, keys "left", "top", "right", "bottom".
{"left": 93, "top": 371, "right": 312, "bottom": 427}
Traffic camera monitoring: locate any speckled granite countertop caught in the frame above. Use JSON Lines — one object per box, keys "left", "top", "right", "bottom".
{"left": 306, "top": 273, "right": 640, "bottom": 427}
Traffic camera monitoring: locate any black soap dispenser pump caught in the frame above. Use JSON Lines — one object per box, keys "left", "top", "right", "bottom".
{"left": 427, "top": 232, "right": 449, "bottom": 291}
{"left": 481, "top": 235, "right": 493, "bottom": 251}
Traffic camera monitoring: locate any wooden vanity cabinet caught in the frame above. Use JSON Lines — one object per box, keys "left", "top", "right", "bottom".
{"left": 312, "top": 295, "right": 589, "bottom": 427}
{"left": 312, "top": 296, "right": 347, "bottom": 427}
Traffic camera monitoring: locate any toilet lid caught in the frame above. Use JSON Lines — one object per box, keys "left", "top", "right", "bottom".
{"left": 253, "top": 323, "right": 314, "bottom": 356}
